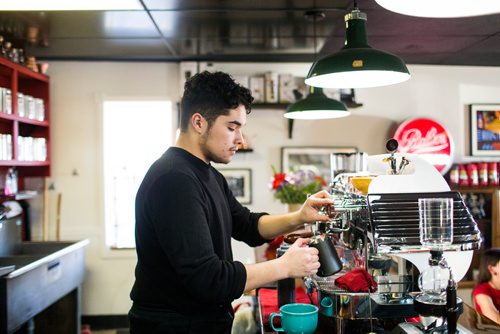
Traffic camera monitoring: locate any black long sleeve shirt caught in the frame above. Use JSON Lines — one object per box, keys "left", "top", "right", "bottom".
{"left": 130, "top": 147, "right": 268, "bottom": 315}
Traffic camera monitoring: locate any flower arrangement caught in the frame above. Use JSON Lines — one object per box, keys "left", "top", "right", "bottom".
{"left": 270, "top": 166, "right": 327, "bottom": 204}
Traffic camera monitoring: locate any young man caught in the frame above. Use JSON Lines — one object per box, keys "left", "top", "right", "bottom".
{"left": 129, "top": 71, "right": 333, "bottom": 333}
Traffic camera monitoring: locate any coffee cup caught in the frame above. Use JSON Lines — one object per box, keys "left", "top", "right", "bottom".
{"left": 269, "top": 303, "right": 318, "bottom": 334}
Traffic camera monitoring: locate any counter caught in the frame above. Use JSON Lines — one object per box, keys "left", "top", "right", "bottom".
{"left": 257, "top": 288, "right": 500, "bottom": 333}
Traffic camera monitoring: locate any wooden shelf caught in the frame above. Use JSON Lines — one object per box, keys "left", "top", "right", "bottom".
{"left": 252, "top": 103, "right": 289, "bottom": 109}
{"left": 452, "top": 185, "right": 500, "bottom": 193}
{"left": 0, "top": 112, "right": 49, "bottom": 127}
{"left": 0, "top": 57, "right": 48, "bottom": 82}
{"left": 0, "top": 160, "right": 49, "bottom": 167}
{"left": 452, "top": 184, "right": 500, "bottom": 283}
{"left": 0, "top": 56, "right": 50, "bottom": 182}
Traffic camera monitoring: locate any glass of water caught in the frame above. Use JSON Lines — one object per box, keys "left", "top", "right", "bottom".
{"left": 418, "top": 197, "right": 454, "bottom": 250}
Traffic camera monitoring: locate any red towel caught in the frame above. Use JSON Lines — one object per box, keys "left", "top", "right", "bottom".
{"left": 258, "top": 286, "right": 318, "bottom": 325}
{"left": 334, "top": 268, "right": 377, "bottom": 292}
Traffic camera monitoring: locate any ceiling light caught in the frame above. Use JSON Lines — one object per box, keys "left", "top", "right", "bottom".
{"left": 284, "top": 87, "right": 350, "bottom": 120}
{"left": 0, "top": 0, "right": 142, "bottom": 11}
{"left": 374, "top": 0, "right": 500, "bottom": 18}
{"left": 284, "top": 10, "right": 349, "bottom": 120}
{"left": 305, "top": 8, "right": 410, "bottom": 89}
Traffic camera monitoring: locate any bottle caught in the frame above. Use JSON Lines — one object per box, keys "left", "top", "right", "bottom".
{"left": 458, "top": 164, "right": 469, "bottom": 187}
{"left": 478, "top": 162, "right": 488, "bottom": 186}
{"left": 489, "top": 162, "right": 499, "bottom": 186}
{"left": 18, "top": 48, "right": 24, "bottom": 65}
{"left": 448, "top": 164, "right": 459, "bottom": 186}
{"left": 4, "top": 167, "right": 17, "bottom": 196}
{"left": 4, "top": 42, "right": 12, "bottom": 61}
{"left": 0, "top": 36, "right": 5, "bottom": 57}
{"left": 467, "top": 163, "right": 479, "bottom": 187}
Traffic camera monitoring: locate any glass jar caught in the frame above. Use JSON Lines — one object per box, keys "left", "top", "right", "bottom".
{"left": 418, "top": 253, "right": 450, "bottom": 302}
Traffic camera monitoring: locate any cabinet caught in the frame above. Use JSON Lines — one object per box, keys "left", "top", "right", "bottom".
{"left": 454, "top": 186, "right": 500, "bottom": 287}
{"left": 0, "top": 56, "right": 50, "bottom": 184}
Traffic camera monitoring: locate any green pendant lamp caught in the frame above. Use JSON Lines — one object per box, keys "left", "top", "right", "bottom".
{"left": 305, "top": 6, "right": 410, "bottom": 89}
{"left": 375, "top": 0, "right": 500, "bottom": 18}
{"left": 284, "top": 86, "right": 349, "bottom": 119}
{"left": 284, "top": 10, "right": 349, "bottom": 120}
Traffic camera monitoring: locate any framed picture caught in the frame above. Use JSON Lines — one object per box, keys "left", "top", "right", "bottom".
{"left": 281, "top": 146, "right": 358, "bottom": 184}
{"left": 219, "top": 168, "right": 252, "bottom": 204}
{"left": 470, "top": 104, "right": 500, "bottom": 156}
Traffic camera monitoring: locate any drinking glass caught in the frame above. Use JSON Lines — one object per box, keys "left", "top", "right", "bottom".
{"left": 418, "top": 198, "right": 454, "bottom": 250}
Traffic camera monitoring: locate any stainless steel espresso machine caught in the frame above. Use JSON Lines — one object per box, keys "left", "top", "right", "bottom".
{"left": 304, "top": 144, "right": 482, "bottom": 333}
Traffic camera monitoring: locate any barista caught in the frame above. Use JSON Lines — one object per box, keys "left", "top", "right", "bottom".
{"left": 128, "top": 71, "right": 333, "bottom": 333}
{"left": 473, "top": 248, "right": 500, "bottom": 324}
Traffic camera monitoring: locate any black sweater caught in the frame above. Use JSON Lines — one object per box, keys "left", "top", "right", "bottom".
{"left": 130, "top": 147, "right": 268, "bottom": 315}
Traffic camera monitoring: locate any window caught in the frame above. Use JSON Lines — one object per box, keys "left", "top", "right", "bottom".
{"left": 102, "top": 100, "right": 173, "bottom": 248}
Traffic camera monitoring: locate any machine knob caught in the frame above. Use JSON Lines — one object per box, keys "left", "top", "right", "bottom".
{"left": 386, "top": 138, "right": 399, "bottom": 152}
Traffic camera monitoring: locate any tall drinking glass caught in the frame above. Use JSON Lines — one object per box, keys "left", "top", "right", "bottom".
{"left": 418, "top": 198, "right": 454, "bottom": 250}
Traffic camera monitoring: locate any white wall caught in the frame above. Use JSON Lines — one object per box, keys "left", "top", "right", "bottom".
{"left": 44, "top": 61, "right": 500, "bottom": 315}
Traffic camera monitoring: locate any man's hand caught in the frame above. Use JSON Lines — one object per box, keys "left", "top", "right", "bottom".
{"left": 297, "top": 190, "right": 334, "bottom": 224}
{"left": 279, "top": 238, "right": 320, "bottom": 278}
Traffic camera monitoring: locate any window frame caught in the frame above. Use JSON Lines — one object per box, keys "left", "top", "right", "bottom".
{"left": 98, "top": 95, "right": 177, "bottom": 256}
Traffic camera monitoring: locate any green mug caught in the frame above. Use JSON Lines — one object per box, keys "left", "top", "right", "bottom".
{"left": 269, "top": 303, "right": 318, "bottom": 334}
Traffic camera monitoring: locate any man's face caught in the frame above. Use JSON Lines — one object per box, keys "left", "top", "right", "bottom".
{"left": 200, "top": 105, "right": 246, "bottom": 164}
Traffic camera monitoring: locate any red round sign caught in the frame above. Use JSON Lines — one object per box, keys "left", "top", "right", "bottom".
{"left": 393, "top": 118, "right": 454, "bottom": 174}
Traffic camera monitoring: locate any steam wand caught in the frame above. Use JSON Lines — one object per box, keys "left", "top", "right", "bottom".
{"left": 384, "top": 139, "right": 399, "bottom": 174}
{"left": 383, "top": 138, "right": 410, "bottom": 175}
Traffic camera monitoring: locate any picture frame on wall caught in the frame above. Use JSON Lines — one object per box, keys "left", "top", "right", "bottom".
{"left": 218, "top": 168, "right": 252, "bottom": 204}
{"left": 281, "top": 146, "right": 358, "bottom": 184}
{"left": 470, "top": 104, "right": 500, "bottom": 156}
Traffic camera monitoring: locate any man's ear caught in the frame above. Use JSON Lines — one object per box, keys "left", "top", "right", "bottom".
{"left": 191, "top": 113, "right": 205, "bottom": 133}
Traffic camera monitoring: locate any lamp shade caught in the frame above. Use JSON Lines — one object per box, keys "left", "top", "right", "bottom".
{"left": 305, "top": 9, "right": 410, "bottom": 89}
{"left": 374, "top": 0, "right": 500, "bottom": 18}
{"left": 284, "top": 87, "right": 349, "bottom": 120}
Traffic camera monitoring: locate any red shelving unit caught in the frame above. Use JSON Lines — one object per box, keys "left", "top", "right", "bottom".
{"left": 0, "top": 56, "right": 50, "bottom": 180}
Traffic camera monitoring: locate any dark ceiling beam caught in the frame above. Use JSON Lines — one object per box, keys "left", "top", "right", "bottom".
{"left": 138, "top": 0, "right": 178, "bottom": 56}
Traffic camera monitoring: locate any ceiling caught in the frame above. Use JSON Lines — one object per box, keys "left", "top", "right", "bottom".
{"left": 4, "top": 0, "right": 500, "bottom": 66}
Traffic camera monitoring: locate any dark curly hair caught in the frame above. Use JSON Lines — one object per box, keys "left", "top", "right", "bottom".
{"left": 478, "top": 248, "right": 500, "bottom": 284}
{"left": 179, "top": 71, "right": 254, "bottom": 132}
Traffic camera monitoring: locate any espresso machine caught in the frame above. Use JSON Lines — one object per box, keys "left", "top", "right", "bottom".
{"left": 304, "top": 143, "right": 482, "bottom": 333}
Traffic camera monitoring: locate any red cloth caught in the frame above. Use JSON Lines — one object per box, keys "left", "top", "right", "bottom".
{"left": 258, "top": 286, "right": 318, "bottom": 325}
{"left": 334, "top": 268, "right": 377, "bottom": 292}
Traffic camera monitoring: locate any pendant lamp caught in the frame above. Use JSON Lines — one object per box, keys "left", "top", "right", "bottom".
{"left": 305, "top": 7, "right": 411, "bottom": 89}
{"left": 374, "top": 0, "right": 500, "bottom": 18}
{"left": 284, "top": 86, "right": 349, "bottom": 119}
{"left": 284, "top": 10, "right": 349, "bottom": 120}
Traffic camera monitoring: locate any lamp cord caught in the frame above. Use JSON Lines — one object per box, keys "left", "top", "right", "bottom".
{"left": 313, "top": 12, "right": 317, "bottom": 61}
{"left": 313, "top": 0, "right": 317, "bottom": 60}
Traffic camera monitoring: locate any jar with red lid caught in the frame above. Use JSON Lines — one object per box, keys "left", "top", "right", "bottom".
{"left": 478, "top": 162, "right": 488, "bottom": 186}
{"left": 488, "top": 162, "right": 498, "bottom": 186}
{"left": 459, "top": 164, "right": 469, "bottom": 186}
{"left": 467, "top": 163, "right": 479, "bottom": 187}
